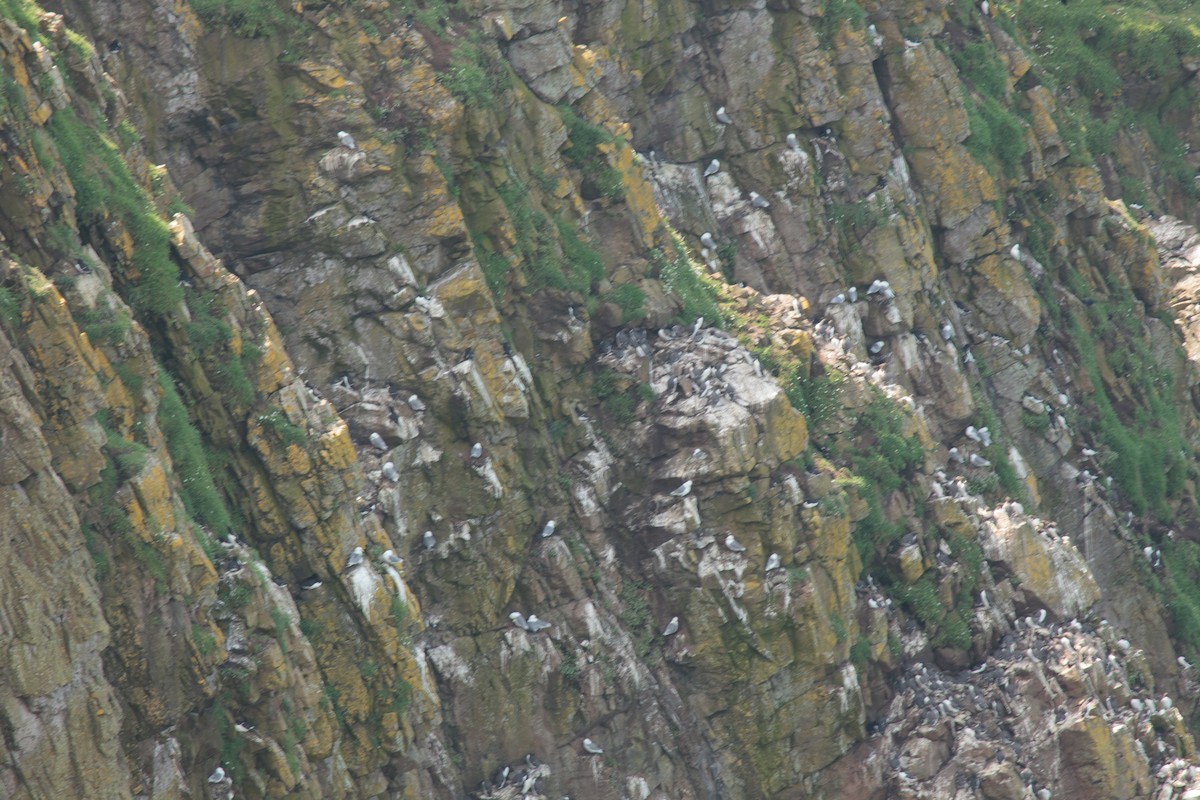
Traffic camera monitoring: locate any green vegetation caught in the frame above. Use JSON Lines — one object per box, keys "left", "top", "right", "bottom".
{"left": 558, "top": 106, "right": 625, "bottom": 202}
{"left": 441, "top": 39, "right": 509, "bottom": 110}
{"left": 157, "top": 372, "right": 235, "bottom": 539}
{"left": 656, "top": 237, "right": 722, "bottom": 326}
{"left": 47, "top": 107, "right": 183, "bottom": 315}
{"left": 190, "top": 0, "right": 301, "bottom": 38}
{"left": 0, "top": 286, "right": 19, "bottom": 330}
{"left": 962, "top": 96, "right": 1028, "bottom": 179}
{"left": 256, "top": 409, "right": 307, "bottom": 447}
{"left": 193, "top": 623, "right": 218, "bottom": 657}
{"left": 819, "top": 0, "right": 866, "bottom": 46}
{"left": 604, "top": 283, "right": 646, "bottom": 320}
{"left": 829, "top": 197, "right": 889, "bottom": 252}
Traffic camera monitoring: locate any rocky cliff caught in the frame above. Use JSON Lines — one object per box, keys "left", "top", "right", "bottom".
{"left": 2, "top": 0, "right": 1200, "bottom": 797}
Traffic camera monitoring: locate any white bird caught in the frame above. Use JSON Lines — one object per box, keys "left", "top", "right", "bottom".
{"left": 671, "top": 480, "right": 693, "bottom": 497}
{"left": 407, "top": 394, "right": 426, "bottom": 412}
{"left": 969, "top": 453, "right": 991, "bottom": 468}
{"left": 470, "top": 442, "right": 483, "bottom": 458}
{"left": 663, "top": 616, "right": 680, "bottom": 636}
{"left": 692, "top": 316, "right": 704, "bottom": 336}
{"left": 582, "top": 737, "right": 604, "bottom": 754}
{"left": 786, "top": 132, "right": 800, "bottom": 150}
{"left": 869, "top": 341, "right": 885, "bottom": 355}
{"left": 1010, "top": 244, "right": 1021, "bottom": 260}
{"left": 1082, "top": 447, "right": 1097, "bottom": 457}
{"left": 370, "top": 432, "right": 388, "bottom": 451}
{"left": 978, "top": 427, "right": 992, "bottom": 447}
{"left": 1162, "top": 695, "right": 1174, "bottom": 709}
{"left": 509, "top": 612, "right": 530, "bottom": 631}
{"left": 1130, "top": 698, "right": 1144, "bottom": 713}
{"left": 1143, "top": 545, "right": 1154, "bottom": 561}
{"left": 383, "top": 549, "right": 403, "bottom": 565}
{"left": 1117, "top": 638, "right": 1131, "bottom": 651}
{"left": 703, "top": 159, "right": 720, "bottom": 177}
{"left": 337, "top": 130, "right": 356, "bottom": 149}
{"left": 715, "top": 106, "right": 732, "bottom": 125}
{"left": 700, "top": 232, "right": 716, "bottom": 249}
{"left": 941, "top": 322, "right": 955, "bottom": 341}
{"left": 208, "top": 766, "right": 226, "bottom": 784}
{"left": 948, "top": 447, "right": 964, "bottom": 463}
{"left": 981, "top": 0, "right": 990, "bottom": 17}
{"left": 1036, "top": 789, "right": 1051, "bottom": 800}
{"left": 749, "top": 191, "right": 771, "bottom": 209}
{"left": 541, "top": 520, "right": 557, "bottom": 538}
{"left": 1037, "top": 608, "right": 1047, "bottom": 624}
{"left": 868, "top": 23, "right": 883, "bottom": 46}
{"left": 847, "top": 287, "right": 858, "bottom": 302}
{"left": 829, "top": 293, "right": 846, "bottom": 305}
{"left": 346, "top": 546, "right": 364, "bottom": 568}
{"left": 1179, "top": 656, "right": 1193, "bottom": 670}
{"left": 867, "top": 279, "right": 888, "bottom": 295}
{"left": 766, "top": 553, "right": 781, "bottom": 571}
{"left": 965, "top": 425, "right": 981, "bottom": 442}
{"left": 980, "top": 590, "right": 989, "bottom": 608}
{"left": 382, "top": 461, "right": 400, "bottom": 482}
{"left": 423, "top": 530, "right": 436, "bottom": 549}
{"left": 234, "top": 721, "right": 254, "bottom": 733}
{"left": 526, "top": 614, "right": 551, "bottom": 632}
{"left": 725, "top": 534, "right": 747, "bottom": 553}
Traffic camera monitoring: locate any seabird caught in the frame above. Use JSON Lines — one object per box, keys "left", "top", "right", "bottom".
{"left": 725, "top": 534, "right": 747, "bottom": 553}
{"left": 1179, "top": 656, "right": 1192, "bottom": 670}
{"left": 981, "top": 0, "right": 990, "bottom": 16}
{"left": 370, "top": 432, "right": 388, "bottom": 451}
{"left": 766, "top": 553, "right": 781, "bottom": 571}
{"left": 1081, "top": 447, "right": 1097, "bottom": 457}
{"left": 941, "top": 322, "right": 955, "bottom": 341}
{"left": 869, "top": 341, "right": 885, "bottom": 355}
{"left": 868, "top": 23, "right": 883, "bottom": 46}
{"left": 300, "top": 575, "right": 323, "bottom": 590}
{"left": 700, "top": 232, "right": 716, "bottom": 249}
{"left": 346, "top": 546, "right": 364, "bottom": 568}
{"left": 829, "top": 293, "right": 846, "bottom": 305}
{"left": 526, "top": 614, "right": 551, "bottom": 632}
{"left": 382, "top": 461, "right": 400, "bottom": 482}
{"left": 715, "top": 106, "right": 732, "bottom": 125}
{"left": 866, "top": 279, "right": 890, "bottom": 296}
{"left": 337, "top": 130, "right": 356, "bottom": 149}
{"left": 510, "top": 612, "right": 530, "bottom": 631}
{"left": 383, "top": 549, "right": 403, "bottom": 565}
{"left": 1010, "top": 243, "right": 1021, "bottom": 261}
{"left": 703, "top": 159, "right": 720, "bottom": 177}
{"left": 786, "top": 132, "right": 800, "bottom": 151}
{"left": 1037, "top": 608, "right": 1047, "bottom": 624}
{"left": 540, "top": 520, "right": 557, "bottom": 537}
{"left": 470, "top": 442, "right": 483, "bottom": 458}
{"left": 422, "top": 530, "right": 436, "bottom": 549}
{"left": 208, "top": 766, "right": 226, "bottom": 784}
{"left": 1162, "top": 695, "right": 1174, "bottom": 709}
{"left": 969, "top": 454, "right": 991, "bottom": 467}
{"left": 847, "top": 286, "right": 858, "bottom": 302}
{"left": 978, "top": 427, "right": 992, "bottom": 447}
{"left": 582, "top": 737, "right": 605, "bottom": 754}
{"left": 234, "top": 721, "right": 255, "bottom": 733}
{"left": 407, "top": 394, "right": 426, "bottom": 412}
{"left": 949, "top": 447, "right": 964, "bottom": 463}
{"left": 671, "top": 480, "right": 693, "bottom": 497}
{"left": 749, "top": 191, "right": 771, "bottom": 209}
{"left": 663, "top": 616, "right": 680, "bottom": 636}
{"left": 692, "top": 316, "right": 704, "bottom": 336}
{"left": 494, "top": 765, "right": 510, "bottom": 786}
{"left": 965, "top": 425, "right": 981, "bottom": 442}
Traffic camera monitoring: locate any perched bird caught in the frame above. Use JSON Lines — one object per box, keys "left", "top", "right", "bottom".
{"left": 300, "top": 575, "right": 323, "bottom": 590}
{"left": 382, "top": 461, "right": 400, "bottom": 482}
{"left": 786, "top": 132, "right": 800, "bottom": 151}
{"left": 749, "top": 191, "right": 771, "bottom": 209}
{"left": 582, "top": 737, "right": 605, "bottom": 754}
{"left": 526, "top": 614, "right": 551, "bottom": 632}
{"left": 369, "top": 431, "right": 388, "bottom": 451}
{"left": 829, "top": 293, "right": 846, "bottom": 305}
{"left": 422, "top": 530, "right": 436, "bottom": 550}
{"left": 703, "top": 159, "right": 721, "bottom": 177}
{"left": 208, "top": 766, "right": 226, "bottom": 784}
{"left": 470, "top": 442, "right": 483, "bottom": 458}
{"left": 540, "top": 520, "right": 557, "bottom": 538}
{"left": 965, "top": 425, "right": 981, "bottom": 442}
{"left": 234, "top": 721, "right": 255, "bottom": 733}
{"left": 337, "top": 130, "right": 356, "bottom": 149}
{"left": 692, "top": 316, "right": 704, "bottom": 336}
{"left": 407, "top": 394, "right": 426, "bottom": 412}
{"left": 1010, "top": 243, "right": 1021, "bottom": 261}
{"left": 700, "top": 232, "right": 716, "bottom": 249}
{"left": 847, "top": 286, "right": 858, "bottom": 303}
{"left": 715, "top": 106, "right": 733, "bottom": 125}
{"left": 509, "top": 612, "right": 530, "bottom": 631}
{"left": 671, "top": 480, "right": 693, "bottom": 497}
{"left": 981, "top": 0, "right": 990, "bottom": 16}
{"left": 383, "top": 549, "right": 403, "bottom": 565}
{"left": 978, "top": 427, "right": 992, "bottom": 447}
{"left": 869, "top": 341, "right": 885, "bottom": 355}
{"left": 1179, "top": 656, "right": 1193, "bottom": 670}
{"left": 346, "top": 546, "right": 364, "bottom": 569}
{"left": 725, "top": 534, "right": 747, "bottom": 553}
{"left": 765, "top": 553, "right": 781, "bottom": 571}
{"left": 868, "top": 23, "right": 883, "bottom": 46}
{"left": 941, "top": 322, "right": 955, "bottom": 341}
{"left": 969, "top": 453, "right": 991, "bottom": 468}
{"left": 663, "top": 616, "right": 680, "bottom": 636}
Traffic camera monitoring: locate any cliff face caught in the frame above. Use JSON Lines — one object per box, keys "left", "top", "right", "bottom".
{"left": 3, "top": 0, "right": 1200, "bottom": 797}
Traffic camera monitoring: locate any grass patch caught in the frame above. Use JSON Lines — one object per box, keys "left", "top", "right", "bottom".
{"left": 157, "top": 372, "right": 234, "bottom": 539}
